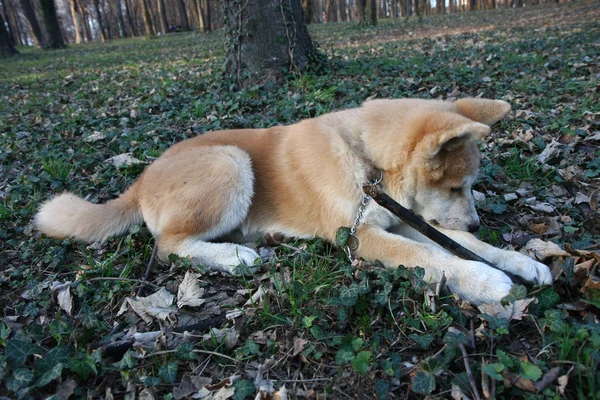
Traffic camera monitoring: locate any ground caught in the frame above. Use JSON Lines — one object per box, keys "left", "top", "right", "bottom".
{"left": 1, "top": 1, "right": 599, "bottom": 399}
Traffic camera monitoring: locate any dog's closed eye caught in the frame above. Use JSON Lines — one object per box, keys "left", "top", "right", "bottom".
{"left": 450, "top": 187, "right": 462, "bottom": 193}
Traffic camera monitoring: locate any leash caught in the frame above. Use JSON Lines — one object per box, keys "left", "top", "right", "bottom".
{"left": 344, "top": 167, "right": 383, "bottom": 262}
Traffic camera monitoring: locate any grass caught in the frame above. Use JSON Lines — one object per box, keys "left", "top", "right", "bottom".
{"left": 1, "top": 1, "right": 600, "bottom": 398}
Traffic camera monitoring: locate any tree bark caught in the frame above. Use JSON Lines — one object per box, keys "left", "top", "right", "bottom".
{"left": 140, "top": 0, "right": 155, "bottom": 36}
{"left": 39, "top": 0, "right": 66, "bottom": 48}
{"left": 194, "top": 0, "right": 206, "bottom": 31}
{"left": 0, "top": 9, "right": 18, "bottom": 56}
{"left": 366, "top": 0, "right": 376, "bottom": 24}
{"left": 202, "top": 0, "right": 211, "bottom": 32}
{"left": 22, "top": 0, "right": 47, "bottom": 48}
{"left": 91, "top": 0, "right": 107, "bottom": 41}
{"left": 303, "top": 0, "right": 315, "bottom": 23}
{"left": 157, "top": 0, "right": 168, "bottom": 33}
{"left": 115, "top": 0, "right": 128, "bottom": 37}
{"left": 177, "top": 0, "right": 190, "bottom": 30}
{"left": 223, "top": 0, "right": 320, "bottom": 85}
{"left": 69, "top": 0, "right": 83, "bottom": 43}
{"left": 356, "top": 0, "right": 366, "bottom": 22}
{"left": 124, "top": 0, "right": 137, "bottom": 36}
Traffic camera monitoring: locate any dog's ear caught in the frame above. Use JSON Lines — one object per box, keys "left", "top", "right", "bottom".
{"left": 424, "top": 113, "right": 490, "bottom": 158}
{"left": 455, "top": 98, "right": 511, "bottom": 126}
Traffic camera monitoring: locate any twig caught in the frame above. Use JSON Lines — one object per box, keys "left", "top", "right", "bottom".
{"left": 136, "top": 242, "right": 158, "bottom": 296}
{"left": 363, "top": 185, "right": 528, "bottom": 286}
{"left": 86, "top": 277, "right": 160, "bottom": 289}
{"left": 534, "top": 366, "right": 562, "bottom": 393}
{"left": 458, "top": 342, "right": 482, "bottom": 400}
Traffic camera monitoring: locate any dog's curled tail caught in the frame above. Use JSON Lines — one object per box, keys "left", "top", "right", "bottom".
{"left": 34, "top": 185, "right": 142, "bottom": 243}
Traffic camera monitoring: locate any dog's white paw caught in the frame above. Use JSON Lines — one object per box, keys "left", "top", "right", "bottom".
{"left": 495, "top": 251, "right": 553, "bottom": 285}
{"left": 183, "top": 242, "right": 261, "bottom": 275}
{"left": 447, "top": 262, "right": 513, "bottom": 305}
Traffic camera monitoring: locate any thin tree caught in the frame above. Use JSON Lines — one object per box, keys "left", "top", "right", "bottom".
{"left": 0, "top": 8, "right": 18, "bottom": 56}
{"left": 157, "top": 0, "right": 167, "bottom": 33}
{"left": 69, "top": 0, "right": 83, "bottom": 43}
{"left": 116, "top": 0, "right": 127, "bottom": 37}
{"left": 176, "top": 0, "right": 190, "bottom": 30}
{"left": 91, "top": 0, "right": 107, "bottom": 41}
{"left": 124, "top": 0, "right": 137, "bottom": 36}
{"left": 39, "top": 0, "right": 66, "bottom": 48}
{"left": 140, "top": 0, "right": 155, "bottom": 36}
{"left": 222, "top": 0, "right": 321, "bottom": 85}
{"left": 202, "top": 0, "right": 211, "bottom": 32}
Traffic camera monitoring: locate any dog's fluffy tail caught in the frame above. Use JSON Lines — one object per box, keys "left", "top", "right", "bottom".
{"left": 35, "top": 185, "right": 142, "bottom": 243}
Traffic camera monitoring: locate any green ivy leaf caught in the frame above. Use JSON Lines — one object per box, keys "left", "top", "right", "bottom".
{"left": 541, "top": 309, "right": 567, "bottom": 333}
{"left": 442, "top": 330, "right": 470, "bottom": 347}
{"left": 159, "top": 362, "right": 178, "bottom": 384}
{"left": 520, "top": 362, "right": 542, "bottom": 381}
{"left": 482, "top": 363, "right": 505, "bottom": 380}
{"left": 411, "top": 370, "right": 436, "bottom": 395}
{"left": 141, "top": 375, "right": 161, "bottom": 386}
{"left": 69, "top": 353, "right": 98, "bottom": 380}
{"left": 530, "top": 286, "right": 560, "bottom": 315}
{"left": 302, "top": 315, "right": 317, "bottom": 328}
{"left": 8, "top": 368, "right": 34, "bottom": 391}
{"left": 409, "top": 333, "right": 434, "bottom": 350}
{"left": 35, "top": 363, "right": 64, "bottom": 388}
{"left": 175, "top": 342, "right": 198, "bottom": 361}
{"left": 351, "top": 337, "right": 363, "bottom": 351}
{"left": 36, "top": 345, "right": 72, "bottom": 375}
{"left": 5, "top": 334, "right": 37, "bottom": 368}
{"left": 502, "top": 285, "right": 528, "bottom": 304}
{"left": 119, "top": 350, "right": 138, "bottom": 371}
{"left": 376, "top": 379, "right": 390, "bottom": 400}
{"left": 351, "top": 351, "right": 372, "bottom": 375}
{"left": 232, "top": 379, "right": 256, "bottom": 400}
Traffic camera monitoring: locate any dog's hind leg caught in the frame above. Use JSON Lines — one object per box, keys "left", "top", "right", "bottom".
{"left": 139, "top": 145, "right": 259, "bottom": 274}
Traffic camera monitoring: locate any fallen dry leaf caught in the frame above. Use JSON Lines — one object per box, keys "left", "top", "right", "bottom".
{"left": 51, "top": 281, "right": 73, "bottom": 316}
{"left": 478, "top": 298, "right": 535, "bottom": 321}
{"left": 105, "top": 153, "right": 142, "bottom": 168}
{"left": 118, "top": 287, "right": 175, "bottom": 324}
{"left": 177, "top": 271, "right": 206, "bottom": 308}
{"left": 523, "top": 238, "right": 569, "bottom": 261}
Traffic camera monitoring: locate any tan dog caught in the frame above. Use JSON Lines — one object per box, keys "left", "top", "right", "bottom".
{"left": 35, "top": 98, "right": 552, "bottom": 304}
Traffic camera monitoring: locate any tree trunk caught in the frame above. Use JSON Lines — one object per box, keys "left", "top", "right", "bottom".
{"left": 115, "top": 0, "right": 128, "bottom": 36}
{"left": 140, "top": 0, "right": 155, "bottom": 36}
{"left": 69, "top": 0, "right": 83, "bottom": 43}
{"left": 303, "top": 0, "right": 315, "bottom": 23}
{"left": 39, "top": 0, "right": 66, "bottom": 48}
{"left": 124, "top": 0, "right": 137, "bottom": 36}
{"left": 356, "top": 0, "right": 366, "bottom": 22}
{"left": 194, "top": 0, "right": 206, "bottom": 31}
{"left": 6, "top": 0, "right": 25, "bottom": 46}
{"left": 339, "top": 0, "right": 347, "bottom": 21}
{"left": 22, "top": 0, "right": 47, "bottom": 48}
{"left": 91, "top": 0, "right": 107, "bottom": 41}
{"left": 223, "top": 0, "right": 319, "bottom": 85}
{"left": 202, "top": 0, "right": 211, "bottom": 32}
{"left": 177, "top": 0, "right": 190, "bottom": 30}
{"left": 0, "top": 9, "right": 18, "bottom": 56}
{"left": 366, "top": 0, "right": 376, "bottom": 24}
{"left": 157, "top": 0, "right": 168, "bottom": 33}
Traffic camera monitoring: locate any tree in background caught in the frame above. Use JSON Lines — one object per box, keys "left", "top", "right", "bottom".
{"left": 222, "top": 0, "right": 320, "bottom": 85}
{"left": 22, "top": 0, "right": 47, "bottom": 48}
{"left": 157, "top": 0, "right": 168, "bottom": 33}
{"left": 0, "top": 8, "right": 18, "bottom": 56}
{"left": 366, "top": 0, "right": 376, "bottom": 25}
{"left": 39, "top": 0, "right": 65, "bottom": 48}
{"left": 140, "top": 0, "right": 156, "bottom": 36}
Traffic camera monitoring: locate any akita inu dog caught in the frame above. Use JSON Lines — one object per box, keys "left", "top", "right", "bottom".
{"left": 35, "top": 98, "right": 552, "bottom": 304}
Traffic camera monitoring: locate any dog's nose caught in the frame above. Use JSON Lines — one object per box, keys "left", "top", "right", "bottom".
{"left": 468, "top": 223, "right": 480, "bottom": 233}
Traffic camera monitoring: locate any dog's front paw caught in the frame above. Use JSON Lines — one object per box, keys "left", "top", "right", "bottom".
{"left": 495, "top": 251, "right": 553, "bottom": 285}
{"left": 447, "top": 262, "right": 513, "bottom": 305}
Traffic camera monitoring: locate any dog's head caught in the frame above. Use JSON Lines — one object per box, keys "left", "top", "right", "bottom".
{"left": 362, "top": 98, "right": 511, "bottom": 232}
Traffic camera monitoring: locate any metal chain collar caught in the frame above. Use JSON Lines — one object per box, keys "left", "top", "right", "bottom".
{"left": 344, "top": 168, "right": 383, "bottom": 262}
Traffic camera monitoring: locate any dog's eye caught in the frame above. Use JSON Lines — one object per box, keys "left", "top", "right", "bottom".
{"left": 450, "top": 187, "right": 462, "bottom": 193}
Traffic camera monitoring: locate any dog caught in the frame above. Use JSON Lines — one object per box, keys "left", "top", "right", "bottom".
{"left": 35, "top": 98, "right": 553, "bottom": 304}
